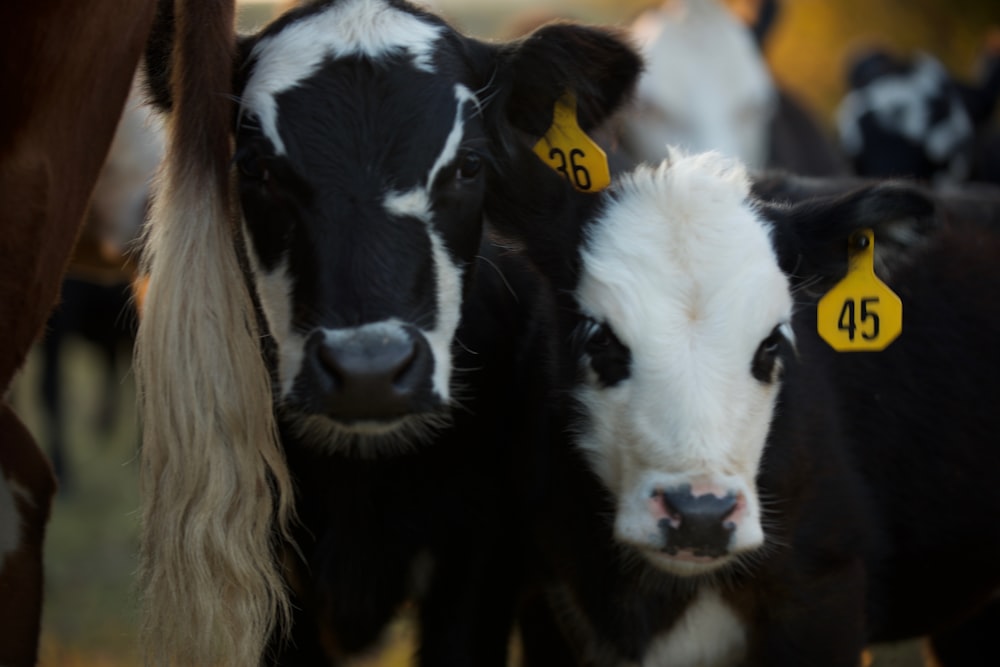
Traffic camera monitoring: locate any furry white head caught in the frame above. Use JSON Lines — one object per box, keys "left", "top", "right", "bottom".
{"left": 573, "top": 150, "right": 793, "bottom": 575}
{"left": 622, "top": 0, "right": 776, "bottom": 167}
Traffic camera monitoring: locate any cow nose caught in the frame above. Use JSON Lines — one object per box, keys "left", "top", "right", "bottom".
{"left": 314, "top": 326, "right": 432, "bottom": 420}
{"left": 655, "top": 486, "right": 738, "bottom": 558}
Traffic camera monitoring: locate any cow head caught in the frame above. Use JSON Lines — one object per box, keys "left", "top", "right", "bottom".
{"left": 494, "top": 148, "right": 934, "bottom": 577}
{"left": 146, "top": 0, "right": 641, "bottom": 456}
{"left": 618, "top": 0, "right": 776, "bottom": 168}
{"left": 837, "top": 49, "right": 975, "bottom": 184}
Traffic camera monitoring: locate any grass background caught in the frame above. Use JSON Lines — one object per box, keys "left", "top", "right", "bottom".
{"left": 11, "top": 0, "right": 1000, "bottom": 664}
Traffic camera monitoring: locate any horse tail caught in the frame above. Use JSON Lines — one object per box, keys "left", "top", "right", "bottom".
{"left": 135, "top": 0, "right": 294, "bottom": 664}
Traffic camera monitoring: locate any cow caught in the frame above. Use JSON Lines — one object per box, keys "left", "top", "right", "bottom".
{"left": 136, "top": 0, "right": 641, "bottom": 664}
{"left": 610, "top": 0, "right": 847, "bottom": 177}
{"left": 0, "top": 2, "right": 156, "bottom": 664}
{"left": 486, "top": 143, "right": 1000, "bottom": 666}
{"left": 837, "top": 40, "right": 1000, "bottom": 185}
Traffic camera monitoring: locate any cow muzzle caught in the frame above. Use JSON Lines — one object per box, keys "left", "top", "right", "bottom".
{"left": 300, "top": 322, "right": 438, "bottom": 422}
{"left": 615, "top": 474, "right": 764, "bottom": 575}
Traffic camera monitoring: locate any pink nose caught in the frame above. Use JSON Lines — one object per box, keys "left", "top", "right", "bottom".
{"left": 648, "top": 485, "right": 740, "bottom": 558}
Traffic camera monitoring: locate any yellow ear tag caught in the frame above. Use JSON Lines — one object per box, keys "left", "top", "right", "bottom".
{"left": 532, "top": 93, "right": 611, "bottom": 192}
{"left": 817, "top": 229, "right": 902, "bottom": 352}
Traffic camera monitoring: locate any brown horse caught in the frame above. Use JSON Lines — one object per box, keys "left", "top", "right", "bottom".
{"left": 0, "top": 2, "right": 154, "bottom": 664}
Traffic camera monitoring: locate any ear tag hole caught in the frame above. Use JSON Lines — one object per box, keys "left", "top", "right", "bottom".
{"left": 532, "top": 92, "right": 611, "bottom": 193}
{"left": 817, "top": 228, "right": 903, "bottom": 352}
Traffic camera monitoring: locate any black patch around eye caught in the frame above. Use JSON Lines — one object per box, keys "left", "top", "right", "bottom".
{"left": 751, "top": 325, "right": 787, "bottom": 384}
{"left": 575, "top": 318, "right": 632, "bottom": 387}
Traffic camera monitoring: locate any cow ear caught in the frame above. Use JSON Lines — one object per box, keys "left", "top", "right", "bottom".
{"left": 495, "top": 22, "right": 643, "bottom": 138}
{"left": 762, "top": 182, "right": 937, "bottom": 292}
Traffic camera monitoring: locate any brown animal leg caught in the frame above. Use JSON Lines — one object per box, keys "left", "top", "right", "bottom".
{"left": 0, "top": 404, "right": 56, "bottom": 667}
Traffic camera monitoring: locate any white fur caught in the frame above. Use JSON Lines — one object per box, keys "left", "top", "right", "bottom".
{"left": 242, "top": 250, "right": 306, "bottom": 399}
{"left": 642, "top": 589, "right": 747, "bottom": 667}
{"left": 622, "top": 0, "right": 775, "bottom": 167}
{"left": 242, "top": 0, "right": 443, "bottom": 154}
{"left": 425, "top": 224, "right": 464, "bottom": 400}
{"left": 426, "top": 85, "right": 478, "bottom": 187}
{"left": 574, "top": 151, "right": 792, "bottom": 573}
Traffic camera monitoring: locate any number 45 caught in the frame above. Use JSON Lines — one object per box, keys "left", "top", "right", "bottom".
{"left": 838, "top": 296, "right": 880, "bottom": 341}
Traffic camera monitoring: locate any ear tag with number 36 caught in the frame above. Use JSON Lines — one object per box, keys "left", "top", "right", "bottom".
{"left": 532, "top": 93, "right": 611, "bottom": 193}
{"left": 817, "top": 229, "right": 902, "bottom": 352}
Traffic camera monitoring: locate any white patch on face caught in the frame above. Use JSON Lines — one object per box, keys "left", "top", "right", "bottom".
{"left": 378, "top": 83, "right": 477, "bottom": 401}
{"left": 242, "top": 0, "right": 444, "bottom": 154}
{"left": 0, "top": 476, "right": 26, "bottom": 568}
{"left": 623, "top": 0, "right": 775, "bottom": 167}
{"left": 642, "top": 589, "right": 747, "bottom": 667}
{"left": 240, "top": 238, "right": 305, "bottom": 399}
{"left": 573, "top": 151, "right": 792, "bottom": 571}
{"left": 374, "top": 186, "right": 465, "bottom": 401}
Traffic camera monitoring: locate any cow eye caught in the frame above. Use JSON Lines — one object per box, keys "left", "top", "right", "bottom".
{"left": 578, "top": 319, "right": 632, "bottom": 388}
{"left": 237, "top": 154, "right": 270, "bottom": 183}
{"left": 456, "top": 151, "right": 483, "bottom": 181}
{"left": 751, "top": 325, "right": 787, "bottom": 384}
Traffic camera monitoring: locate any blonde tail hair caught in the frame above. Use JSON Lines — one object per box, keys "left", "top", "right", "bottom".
{"left": 135, "top": 0, "right": 294, "bottom": 664}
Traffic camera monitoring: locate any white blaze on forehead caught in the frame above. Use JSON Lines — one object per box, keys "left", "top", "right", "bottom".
{"left": 242, "top": 0, "right": 444, "bottom": 154}
{"left": 573, "top": 151, "right": 792, "bottom": 550}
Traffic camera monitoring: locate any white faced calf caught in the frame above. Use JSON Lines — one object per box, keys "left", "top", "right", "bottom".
{"left": 494, "top": 147, "right": 1000, "bottom": 666}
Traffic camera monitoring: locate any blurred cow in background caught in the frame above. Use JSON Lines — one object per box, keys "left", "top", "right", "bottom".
{"left": 39, "top": 81, "right": 163, "bottom": 492}
{"left": 612, "top": 0, "right": 847, "bottom": 176}
{"left": 837, "top": 31, "right": 1000, "bottom": 186}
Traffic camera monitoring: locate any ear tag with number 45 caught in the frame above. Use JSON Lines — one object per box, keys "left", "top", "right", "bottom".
{"left": 532, "top": 93, "right": 611, "bottom": 193}
{"left": 817, "top": 229, "right": 902, "bottom": 352}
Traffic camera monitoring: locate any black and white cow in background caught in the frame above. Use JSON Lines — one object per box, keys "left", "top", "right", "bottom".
{"left": 837, "top": 40, "right": 1000, "bottom": 185}
{"left": 138, "top": 0, "right": 640, "bottom": 664}
{"left": 610, "top": 0, "right": 847, "bottom": 177}
{"left": 488, "top": 140, "right": 1000, "bottom": 666}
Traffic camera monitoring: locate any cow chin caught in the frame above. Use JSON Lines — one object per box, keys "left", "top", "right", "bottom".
{"left": 287, "top": 408, "right": 453, "bottom": 458}
{"left": 639, "top": 547, "right": 738, "bottom": 578}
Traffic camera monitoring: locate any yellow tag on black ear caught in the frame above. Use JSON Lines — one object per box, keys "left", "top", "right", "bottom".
{"left": 532, "top": 93, "right": 611, "bottom": 193}
{"left": 817, "top": 229, "right": 902, "bottom": 352}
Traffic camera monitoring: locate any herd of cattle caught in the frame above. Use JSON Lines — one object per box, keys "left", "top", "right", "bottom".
{"left": 3, "top": 0, "right": 1000, "bottom": 666}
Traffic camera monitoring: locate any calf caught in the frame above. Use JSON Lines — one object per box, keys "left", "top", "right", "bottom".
{"left": 138, "top": 0, "right": 640, "bottom": 664}
{"left": 613, "top": 0, "right": 845, "bottom": 177}
{"left": 490, "top": 145, "right": 1000, "bottom": 665}
{"left": 837, "top": 44, "right": 1000, "bottom": 185}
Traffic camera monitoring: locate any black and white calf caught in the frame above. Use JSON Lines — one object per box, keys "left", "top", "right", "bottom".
{"left": 138, "top": 0, "right": 640, "bottom": 665}
{"left": 490, "top": 145, "right": 1000, "bottom": 666}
